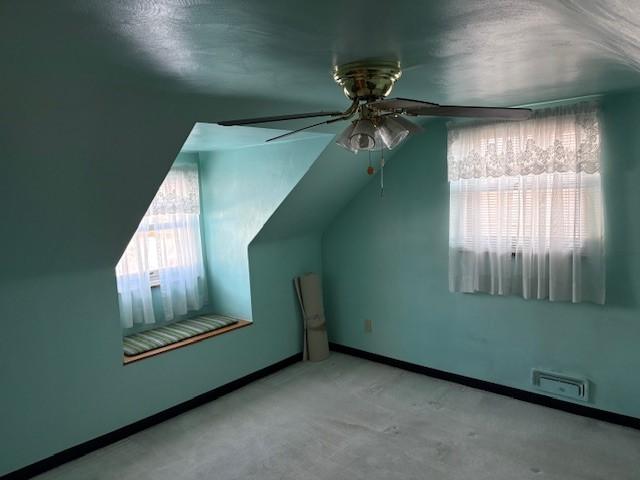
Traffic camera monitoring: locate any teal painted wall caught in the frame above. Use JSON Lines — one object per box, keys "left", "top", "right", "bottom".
{"left": 254, "top": 143, "right": 393, "bottom": 243}
{"left": 322, "top": 91, "right": 640, "bottom": 419}
{"left": 0, "top": 234, "right": 322, "bottom": 475}
{"left": 249, "top": 233, "right": 325, "bottom": 356}
{"left": 198, "top": 137, "right": 330, "bottom": 320}
{"left": 0, "top": 78, "right": 331, "bottom": 474}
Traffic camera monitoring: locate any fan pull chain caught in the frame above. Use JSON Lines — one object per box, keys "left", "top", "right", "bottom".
{"left": 367, "top": 149, "right": 375, "bottom": 176}
{"left": 380, "top": 148, "right": 385, "bottom": 198}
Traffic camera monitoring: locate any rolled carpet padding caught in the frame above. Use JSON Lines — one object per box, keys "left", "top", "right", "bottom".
{"left": 294, "top": 272, "right": 329, "bottom": 362}
{"left": 123, "top": 314, "right": 239, "bottom": 356}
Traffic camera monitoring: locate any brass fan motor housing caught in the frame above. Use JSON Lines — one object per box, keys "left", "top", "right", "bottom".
{"left": 333, "top": 60, "right": 402, "bottom": 102}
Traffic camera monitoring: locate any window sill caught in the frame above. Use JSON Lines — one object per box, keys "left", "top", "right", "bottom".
{"left": 123, "top": 319, "right": 251, "bottom": 365}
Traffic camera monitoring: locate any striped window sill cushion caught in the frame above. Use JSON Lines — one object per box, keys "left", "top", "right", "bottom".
{"left": 123, "top": 314, "right": 239, "bottom": 356}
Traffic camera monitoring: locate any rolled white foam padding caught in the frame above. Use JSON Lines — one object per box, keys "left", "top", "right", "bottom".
{"left": 294, "top": 272, "right": 329, "bottom": 362}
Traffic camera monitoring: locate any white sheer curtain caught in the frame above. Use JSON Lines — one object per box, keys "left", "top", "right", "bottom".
{"left": 116, "top": 162, "right": 208, "bottom": 328}
{"left": 115, "top": 214, "right": 155, "bottom": 328}
{"left": 448, "top": 103, "right": 605, "bottom": 304}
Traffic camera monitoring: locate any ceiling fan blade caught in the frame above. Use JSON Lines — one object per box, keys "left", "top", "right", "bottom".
{"left": 367, "top": 97, "right": 439, "bottom": 112}
{"left": 218, "top": 110, "right": 344, "bottom": 126}
{"left": 266, "top": 116, "right": 348, "bottom": 143}
{"left": 407, "top": 105, "right": 532, "bottom": 120}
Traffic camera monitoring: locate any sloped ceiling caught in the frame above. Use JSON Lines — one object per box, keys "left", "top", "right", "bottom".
{"left": 181, "top": 123, "right": 329, "bottom": 152}
{"left": 254, "top": 142, "right": 408, "bottom": 242}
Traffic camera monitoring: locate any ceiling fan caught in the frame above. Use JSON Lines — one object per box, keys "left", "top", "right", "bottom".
{"left": 218, "top": 60, "right": 533, "bottom": 154}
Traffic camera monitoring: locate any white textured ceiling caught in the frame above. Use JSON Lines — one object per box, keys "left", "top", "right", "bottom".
{"left": 72, "top": 0, "right": 640, "bottom": 109}
{"left": 3, "top": 1, "right": 640, "bottom": 125}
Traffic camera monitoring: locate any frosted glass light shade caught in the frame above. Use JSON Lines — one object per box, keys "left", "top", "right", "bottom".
{"left": 349, "top": 119, "right": 377, "bottom": 151}
{"left": 335, "top": 115, "right": 421, "bottom": 153}
{"left": 334, "top": 122, "right": 357, "bottom": 152}
{"left": 389, "top": 115, "right": 423, "bottom": 134}
{"left": 378, "top": 117, "right": 410, "bottom": 149}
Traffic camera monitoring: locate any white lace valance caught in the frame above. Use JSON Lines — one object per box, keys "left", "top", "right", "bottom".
{"left": 146, "top": 163, "right": 200, "bottom": 216}
{"left": 447, "top": 102, "right": 600, "bottom": 181}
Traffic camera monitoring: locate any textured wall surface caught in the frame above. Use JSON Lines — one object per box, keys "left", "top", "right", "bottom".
{"left": 199, "top": 137, "right": 330, "bottom": 320}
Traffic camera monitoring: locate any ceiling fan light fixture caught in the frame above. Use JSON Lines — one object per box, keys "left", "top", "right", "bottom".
{"left": 334, "top": 121, "right": 357, "bottom": 152}
{"left": 388, "top": 114, "right": 424, "bottom": 134}
{"left": 377, "top": 117, "right": 410, "bottom": 150}
{"left": 219, "top": 60, "right": 532, "bottom": 151}
{"left": 349, "top": 119, "right": 377, "bottom": 151}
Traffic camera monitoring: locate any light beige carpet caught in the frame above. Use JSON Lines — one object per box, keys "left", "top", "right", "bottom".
{"left": 37, "top": 353, "right": 640, "bottom": 480}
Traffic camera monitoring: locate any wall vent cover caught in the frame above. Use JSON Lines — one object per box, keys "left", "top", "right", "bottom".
{"left": 532, "top": 369, "right": 589, "bottom": 402}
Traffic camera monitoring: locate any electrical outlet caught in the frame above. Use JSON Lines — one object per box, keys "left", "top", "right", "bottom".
{"left": 364, "top": 319, "right": 373, "bottom": 333}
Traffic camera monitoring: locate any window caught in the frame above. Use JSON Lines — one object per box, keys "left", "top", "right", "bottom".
{"left": 118, "top": 214, "right": 194, "bottom": 287}
{"left": 450, "top": 172, "right": 603, "bottom": 252}
{"left": 447, "top": 103, "right": 605, "bottom": 304}
{"left": 115, "top": 162, "right": 208, "bottom": 328}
